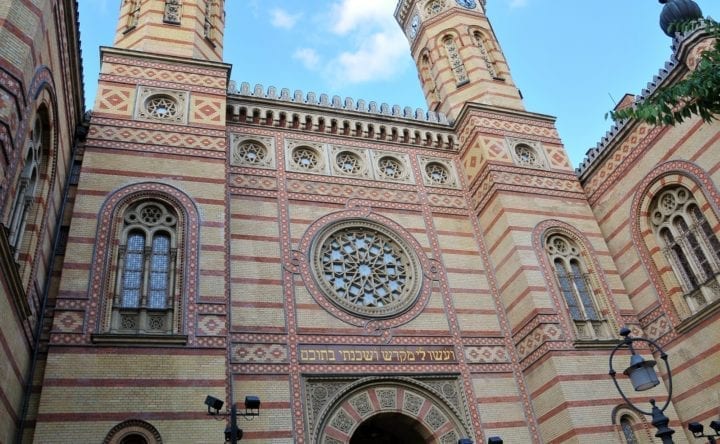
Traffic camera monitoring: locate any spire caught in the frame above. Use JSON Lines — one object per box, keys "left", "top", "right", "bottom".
{"left": 113, "top": 0, "right": 225, "bottom": 62}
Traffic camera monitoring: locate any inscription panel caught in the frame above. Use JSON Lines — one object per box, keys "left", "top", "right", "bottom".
{"left": 298, "top": 345, "right": 457, "bottom": 364}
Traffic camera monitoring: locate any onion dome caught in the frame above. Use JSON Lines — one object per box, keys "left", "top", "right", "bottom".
{"left": 659, "top": 0, "right": 703, "bottom": 36}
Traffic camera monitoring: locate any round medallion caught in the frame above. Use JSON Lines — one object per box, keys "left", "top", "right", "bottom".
{"left": 310, "top": 219, "right": 421, "bottom": 318}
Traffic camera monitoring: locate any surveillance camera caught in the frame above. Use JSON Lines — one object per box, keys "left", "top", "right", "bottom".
{"left": 709, "top": 420, "right": 720, "bottom": 434}
{"left": 688, "top": 422, "right": 704, "bottom": 435}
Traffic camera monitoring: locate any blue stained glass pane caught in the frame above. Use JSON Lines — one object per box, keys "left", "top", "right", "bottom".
{"left": 121, "top": 233, "right": 145, "bottom": 307}
{"left": 555, "top": 260, "right": 581, "bottom": 320}
{"left": 571, "top": 260, "right": 598, "bottom": 320}
{"left": 148, "top": 233, "right": 170, "bottom": 309}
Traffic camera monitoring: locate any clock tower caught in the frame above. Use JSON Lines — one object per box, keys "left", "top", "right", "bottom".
{"left": 395, "top": 0, "right": 524, "bottom": 120}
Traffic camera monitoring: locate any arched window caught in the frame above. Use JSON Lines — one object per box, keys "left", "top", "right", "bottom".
{"left": 7, "top": 116, "right": 45, "bottom": 259}
{"left": 443, "top": 36, "right": 468, "bottom": 85}
{"left": 546, "top": 234, "right": 610, "bottom": 340}
{"left": 420, "top": 54, "right": 440, "bottom": 109}
{"left": 111, "top": 201, "right": 178, "bottom": 334}
{"left": 203, "top": 0, "right": 214, "bottom": 40}
{"left": 620, "top": 416, "right": 639, "bottom": 444}
{"left": 472, "top": 31, "right": 499, "bottom": 78}
{"left": 650, "top": 186, "right": 720, "bottom": 312}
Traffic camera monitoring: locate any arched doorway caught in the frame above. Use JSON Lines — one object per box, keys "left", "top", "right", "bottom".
{"left": 350, "top": 412, "right": 430, "bottom": 444}
{"left": 313, "top": 377, "right": 472, "bottom": 444}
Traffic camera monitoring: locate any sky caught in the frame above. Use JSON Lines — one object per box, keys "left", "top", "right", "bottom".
{"left": 77, "top": 0, "right": 720, "bottom": 168}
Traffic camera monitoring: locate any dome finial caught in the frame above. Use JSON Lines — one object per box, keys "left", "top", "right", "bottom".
{"left": 659, "top": 0, "right": 703, "bottom": 36}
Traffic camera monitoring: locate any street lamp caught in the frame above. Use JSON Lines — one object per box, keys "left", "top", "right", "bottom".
{"left": 689, "top": 421, "right": 720, "bottom": 443}
{"left": 204, "top": 395, "right": 261, "bottom": 444}
{"left": 608, "top": 327, "right": 674, "bottom": 443}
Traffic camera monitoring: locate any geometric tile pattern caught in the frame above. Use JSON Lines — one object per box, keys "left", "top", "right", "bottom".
{"left": 197, "top": 314, "right": 227, "bottom": 336}
{"left": 104, "top": 56, "right": 227, "bottom": 90}
{"left": 463, "top": 345, "right": 509, "bottom": 363}
{"left": 515, "top": 323, "right": 564, "bottom": 360}
{"left": 231, "top": 343, "right": 288, "bottom": 363}
{"left": 87, "top": 125, "right": 225, "bottom": 151}
{"left": 52, "top": 311, "right": 84, "bottom": 334}
{"left": 287, "top": 179, "right": 421, "bottom": 204}
{"left": 96, "top": 87, "right": 133, "bottom": 114}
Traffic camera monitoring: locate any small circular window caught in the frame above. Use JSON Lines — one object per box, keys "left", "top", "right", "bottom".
{"left": 144, "top": 95, "right": 178, "bottom": 120}
{"left": 378, "top": 156, "right": 404, "bottom": 179}
{"left": 336, "top": 151, "right": 362, "bottom": 174}
{"left": 311, "top": 220, "right": 421, "bottom": 318}
{"left": 425, "top": 162, "right": 450, "bottom": 185}
{"left": 236, "top": 141, "right": 268, "bottom": 165}
{"left": 292, "top": 146, "right": 320, "bottom": 170}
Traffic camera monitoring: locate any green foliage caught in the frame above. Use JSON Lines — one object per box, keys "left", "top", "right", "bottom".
{"left": 608, "top": 19, "right": 720, "bottom": 125}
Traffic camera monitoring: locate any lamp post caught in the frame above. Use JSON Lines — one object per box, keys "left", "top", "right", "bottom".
{"left": 608, "top": 327, "right": 674, "bottom": 444}
{"left": 204, "top": 395, "right": 261, "bottom": 444}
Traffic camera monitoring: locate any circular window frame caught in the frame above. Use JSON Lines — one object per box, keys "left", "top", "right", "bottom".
{"left": 297, "top": 209, "right": 437, "bottom": 329}
{"left": 310, "top": 219, "right": 422, "bottom": 318}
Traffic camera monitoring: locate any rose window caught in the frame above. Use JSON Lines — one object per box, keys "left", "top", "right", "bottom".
{"left": 378, "top": 157, "right": 404, "bottom": 179}
{"left": 292, "top": 147, "right": 320, "bottom": 170}
{"left": 336, "top": 151, "right": 362, "bottom": 174}
{"left": 145, "top": 95, "right": 178, "bottom": 119}
{"left": 236, "top": 141, "right": 267, "bottom": 165}
{"left": 312, "top": 220, "right": 421, "bottom": 317}
{"left": 425, "top": 162, "right": 450, "bottom": 185}
{"left": 516, "top": 145, "right": 538, "bottom": 166}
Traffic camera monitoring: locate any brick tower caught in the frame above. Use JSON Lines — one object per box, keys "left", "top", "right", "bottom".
{"left": 32, "top": 1, "right": 233, "bottom": 442}
{"left": 395, "top": 0, "right": 524, "bottom": 119}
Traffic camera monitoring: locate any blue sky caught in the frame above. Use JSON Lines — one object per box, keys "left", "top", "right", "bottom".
{"left": 78, "top": 0, "right": 720, "bottom": 167}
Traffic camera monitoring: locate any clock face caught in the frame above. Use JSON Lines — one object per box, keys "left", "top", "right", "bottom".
{"left": 409, "top": 14, "right": 420, "bottom": 38}
{"left": 456, "top": 0, "right": 476, "bottom": 9}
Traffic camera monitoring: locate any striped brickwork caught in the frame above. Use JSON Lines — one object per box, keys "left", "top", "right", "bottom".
{"left": 407, "top": 5, "right": 524, "bottom": 121}
{"left": 581, "top": 99, "right": 720, "bottom": 433}
{"left": 0, "top": 0, "right": 84, "bottom": 442}
{"left": 114, "top": 0, "right": 224, "bottom": 63}
{"left": 32, "top": 9, "right": 232, "bottom": 439}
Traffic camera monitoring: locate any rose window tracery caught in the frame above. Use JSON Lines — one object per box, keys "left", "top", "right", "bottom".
{"left": 236, "top": 141, "right": 267, "bottom": 165}
{"left": 144, "top": 95, "right": 178, "bottom": 120}
{"left": 336, "top": 151, "right": 362, "bottom": 174}
{"left": 425, "top": 162, "right": 450, "bottom": 185}
{"left": 312, "top": 220, "right": 421, "bottom": 317}
{"left": 292, "top": 147, "right": 320, "bottom": 170}
{"left": 378, "top": 157, "right": 404, "bottom": 179}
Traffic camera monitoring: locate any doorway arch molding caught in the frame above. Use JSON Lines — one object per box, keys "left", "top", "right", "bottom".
{"left": 312, "top": 376, "right": 473, "bottom": 444}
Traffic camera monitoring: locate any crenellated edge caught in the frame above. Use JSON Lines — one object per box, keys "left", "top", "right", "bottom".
{"left": 228, "top": 81, "right": 450, "bottom": 125}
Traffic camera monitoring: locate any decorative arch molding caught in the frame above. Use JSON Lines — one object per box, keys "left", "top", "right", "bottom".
{"left": 311, "top": 376, "right": 473, "bottom": 444}
{"left": 532, "top": 219, "right": 622, "bottom": 342}
{"left": 103, "top": 419, "right": 163, "bottom": 444}
{"left": 630, "top": 160, "right": 720, "bottom": 327}
{"left": 86, "top": 182, "right": 200, "bottom": 339}
{"left": 291, "top": 204, "right": 441, "bottom": 333}
{"left": 610, "top": 404, "right": 654, "bottom": 443}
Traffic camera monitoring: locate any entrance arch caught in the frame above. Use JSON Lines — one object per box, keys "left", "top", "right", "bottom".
{"left": 350, "top": 412, "right": 430, "bottom": 444}
{"left": 313, "top": 377, "right": 472, "bottom": 444}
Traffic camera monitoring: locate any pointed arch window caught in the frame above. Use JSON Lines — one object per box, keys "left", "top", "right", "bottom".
{"left": 443, "top": 36, "right": 469, "bottom": 85}
{"left": 111, "top": 201, "right": 178, "bottom": 334}
{"left": 203, "top": 0, "right": 214, "bottom": 41}
{"left": 546, "top": 234, "right": 610, "bottom": 340}
{"left": 7, "top": 116, "right": 45, "bottom": 260}
{"left": 420, "top": 54, "right": 440, "bottom": 109}
{"left": 650, "top": 186, "right": 720, "bottom": 312}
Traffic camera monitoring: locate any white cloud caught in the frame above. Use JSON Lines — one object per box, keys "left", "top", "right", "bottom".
{"left": 293, "top": 48, "right": 321, "bottom": 70}
{"left": 312, "top": 0, "right": 408, "bottom": 85}
{"left": 329, "top": 0, "right": 396, "bottom": 35}
{"left": 508, "top": 0, "right": 529, "bottom": 9}
{"left": 270, "top": 8, "right": 300, "bottom": 30}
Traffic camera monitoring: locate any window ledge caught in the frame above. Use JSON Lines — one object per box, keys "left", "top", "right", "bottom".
{"left": 91, "top": 333, "right": 188, "bottom": 347}
{"left": 573, "top": 338, "right": 620, "bottom": 349}
{"left": 676, "top": 298, "right": 720, "bottom": 334}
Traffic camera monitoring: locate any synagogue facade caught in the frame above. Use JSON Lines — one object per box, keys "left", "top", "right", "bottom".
{"left": 0, "top": 0, "right": 718, "bottom": 443}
